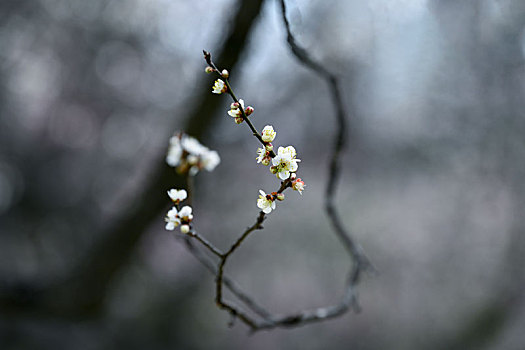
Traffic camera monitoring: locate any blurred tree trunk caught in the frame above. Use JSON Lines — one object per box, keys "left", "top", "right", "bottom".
{"left": 0, "top": 0, "right": 266, "bottom": 318}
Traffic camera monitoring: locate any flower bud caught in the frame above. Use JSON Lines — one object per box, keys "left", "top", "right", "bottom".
{"left": 270, "top": 166, "right": 278, "bottom": 174}
{"left": 292, "top": 178, "right": 305, "bottom": 194}
{"left": 205, "top": 66, "right": 214, "bottom": 74}
{"left": 221, "top": 69, "right": 229, "bottom": 78}
{"left": 290, "top": 173, "right": 297, "bottom": 180}
{"left": 261, "top": 157, "right": 271, "bottom": 166}
{"left": 276, "top": 193, "right": 285, "bottom": 201}
{"left": 234, "top": 117, "right": 244, "bottom": 124}
{"left": 245, "top": 106, "right": 254, "bottom": 116}
{"left": 231, "top": 102, "right": 239, "bottom": 109}
{"left": 265, "top": 143, "right": 273, "bottom": 152}
{"left": 180, "top": 224, "right": 190, "bottom": 234}
{"left": 261, "top": 125, "right": 276, "bottom": 142}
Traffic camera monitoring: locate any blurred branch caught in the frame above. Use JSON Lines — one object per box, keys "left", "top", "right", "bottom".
{"left": 0, "top": 0, "right": 266, "bottom": 317}
{"left": 280, "top": 0, "right": 374, "bottom": 306}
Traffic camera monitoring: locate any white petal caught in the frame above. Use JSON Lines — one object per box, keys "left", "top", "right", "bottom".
{"left": 167, "top": 207, "right": 178, "bottom": 218}
{"left": 263, "top": 207, "right": 272, "bottom": 214}
{"left": 165, "top": 222, "right": 175, "bottom": 230}
{"left": 259, "top": 190, "right": 266, "bottom": 196}
{"left": 179, "top": 206, "right": 193, "bottom": 217}
{"left": 278, "top": 171, "right": 289, "bottom": 180}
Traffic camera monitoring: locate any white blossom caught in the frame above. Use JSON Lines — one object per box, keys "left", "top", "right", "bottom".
{"left": 261, "top": 125, "right": 276, "bottom": 142}
{"left": 167, "top": 189, "right": 187, "bottom": 203}
{"left": 257, "top": 190, "right": 276, "bottom": 214}
{"left": 166, "top": 133, "right": 221, "bottom": 175}
{"left": 292, "top": 178, "right": 305, "bottom": 195}
{"left": 166, "top": 136, "right": 183, "bottom": 167}
{"left": 178, "top": 205, "right": 193, "bottom": 222}
{"left": 181, "top": 135, "right": 208, "bottom": 156}
{"left": 201, "top": 150, "right": 220, "bottom": 172}
{"left": 271, "top": 146, "right": 300, "bottom": 180}
{"left": 228, "top": 99, "right": 244, "bottom": 118}
{"left": 256, "top": 147, "right": 271, "bottom": 166}
{"left": 212, "top": 79, "right": 226, "bottom": 94}
{"left": 165, "top": 207, "right": 181, "bottom": 230}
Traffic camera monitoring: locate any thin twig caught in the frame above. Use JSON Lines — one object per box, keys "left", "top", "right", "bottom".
{"left": 204, "top": 50, "right": 276, "bottom": 157}
{"left": 182, "top": 235, "right": 273, "bottom": 320}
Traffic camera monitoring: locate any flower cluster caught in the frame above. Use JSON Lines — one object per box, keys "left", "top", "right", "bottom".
{"left": 165, "top": 188, "right": 193, "bottom": 234}
{"left": 166, "top": 133, "right": 220, "bottom": 176}
{"left": 270, "top": 146, "right": 300, "bottom": 180}
{"left": 227, "top": 99, "right": 254, "bottom": 124}
{"left": 205, "top": 62, "right": 305, "bottom": 216}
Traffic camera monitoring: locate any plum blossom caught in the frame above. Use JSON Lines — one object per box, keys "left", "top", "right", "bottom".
{"left": 201, "top": 150, "right": 221, "bottom": 171}
{"left": 292, "top": 177, "right": 305, "bottom": 194}
{"left": 257, "top": 190, "right": 276, "bottom": 214}
{"left": 212, "top": 79, "right": 227, "bottom": 94}
{"left": 165, "top": 205, "right": 193, "bottom": 232}
{"left": 165, "top": 207, "right": 181, "bottom": 231}
{"left": 166, "top": 136, "right": 183, "bottom": 167}
{"left": 166, "top": 133, "right": 221, "bottom": 175}
{"left": 167, "top": 189, "right": 187, "bottom": 203}
{"left": 261, "top": 125, "right": 276, "bottom": 142}
{"left": 178, "top": 206, "right": 193, "bottom": 222}
{"left": 271, "top": 146, "right": 300, "bottom": 180}
{"left": 228, "top": 99, "right": 245, "bottom": 118}
{"left": 256, "top": 147, "right": 271, "bottom": 166}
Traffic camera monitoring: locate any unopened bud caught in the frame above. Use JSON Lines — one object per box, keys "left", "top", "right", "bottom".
{"left": 221, "top": 69, "right": 229, "bottom": 78}
{"left": 276, "top": 193, "right": 285, "bottom": 201}
{"left": 270, "top": 166, "right": 278, "bottom": 174}
{"left": 261, "top": 157, "right": 271, "bottom": 166}
{"left": 245, "top": 106, "right": 254, "bottom": 116}
{"left": 180, "top": 224, "right": 190, "bottom": 234}
{"left": 290, "top": 173, "right": 297, "bottom": 180}
{"left": 234, "top": 117, "right": 244, "bottom": 124}
{"left": 265, "top": 143, "right": 273, "bottom": 152}
{"left": 205, "top": 66, "right": 214, "bottom": 74}
{"left": 231, "top": 102, "right": 239, "bottom": 109}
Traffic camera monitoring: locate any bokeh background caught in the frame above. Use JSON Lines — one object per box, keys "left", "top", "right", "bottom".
{"left": 1, "top": 0, "right": 525, "bottom": 349}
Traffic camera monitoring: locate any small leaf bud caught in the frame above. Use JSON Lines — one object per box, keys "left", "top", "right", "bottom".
{"left": 234, "top": 117, "right": 244, "bottom": 124}
{"left": 270, "top": 166, "right": 278, "bottom": 174}
{"left": 265, "top": 143, "right": 273, "bottom": 152}
{"left": 276, "top": 193, "right": 285, "bottom": 201}
{"left": 261, "top": 157, "right": 271, "bottom": 166}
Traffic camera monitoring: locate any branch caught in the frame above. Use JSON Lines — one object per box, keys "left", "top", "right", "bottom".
{"left": 173, "top": 21, "right": 376, "bottom": 327}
